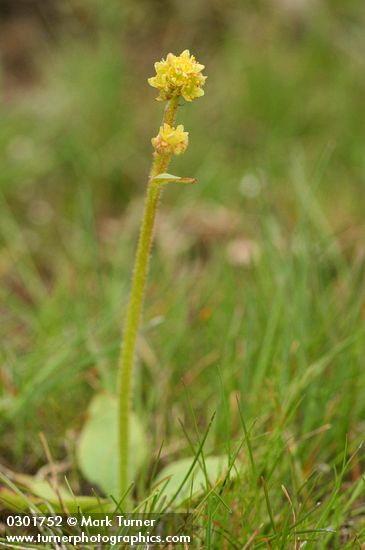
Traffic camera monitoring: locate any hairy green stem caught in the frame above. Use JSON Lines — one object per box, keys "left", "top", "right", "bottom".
{"left": 118, "top": 97, "right": 179, "bottom": 497}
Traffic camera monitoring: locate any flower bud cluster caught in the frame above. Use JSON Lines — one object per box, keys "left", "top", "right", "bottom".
{"left": 148, "top": 49, "right": 206, "bottom": 103}
{"left": 151, "top": 123, "right": 189, "bottom": 156}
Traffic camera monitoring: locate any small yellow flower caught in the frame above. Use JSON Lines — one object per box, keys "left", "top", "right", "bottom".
{"left": 151, "top": 123, "right": 189, "bottom": 156}
{"left": 148, "top": 50, "right": 207, "bottom": 102}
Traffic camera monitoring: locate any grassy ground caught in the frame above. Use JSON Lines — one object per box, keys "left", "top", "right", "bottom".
{"left": 1, "top": 1, "right": 365, "bottom": 547}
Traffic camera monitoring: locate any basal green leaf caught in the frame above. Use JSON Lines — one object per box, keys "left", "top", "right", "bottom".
{"left": 0, "top": 473, "right": 111, "bottom": 513}
{"left": 77, "top": 392, "right": 146, "bottom": 497}
{"left": 154, "top": 455, "right": 231, "bottom": 506}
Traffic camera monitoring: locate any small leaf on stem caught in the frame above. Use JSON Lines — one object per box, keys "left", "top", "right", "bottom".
{"left": 153, "top": 173, "right": 197, "bottom": 186}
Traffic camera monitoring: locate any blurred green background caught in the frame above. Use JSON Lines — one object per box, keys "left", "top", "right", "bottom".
{"left": 1, "top": 0, "right": 365, "bottom": 483}
{"left": 1, "top": 1, "right": 365, "bottom": 211}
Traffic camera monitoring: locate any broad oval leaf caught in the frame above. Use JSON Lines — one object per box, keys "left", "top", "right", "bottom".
{"left": 77, "top": 393, "right": 146, "bottom": 497}
{"left": 0, "top": 473, "right": 111, "bottom": 513}
{"left": 154, "top": 455, "right": 231, "bottom": 506}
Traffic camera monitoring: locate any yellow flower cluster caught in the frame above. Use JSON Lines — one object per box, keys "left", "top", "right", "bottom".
{"left": 151, "top": 123, "right": 189, "bottom": 156}
{"left": 148, "top": 50, "right": 206, "bottom": 102}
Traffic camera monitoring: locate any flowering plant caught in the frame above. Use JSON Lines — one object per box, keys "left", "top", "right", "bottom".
{"left": 117, "top": 50, "right": 206, "bottom": 496}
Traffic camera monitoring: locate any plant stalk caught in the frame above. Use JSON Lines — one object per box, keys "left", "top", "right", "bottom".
{"left": 118, "top": 97, "right": 179, "bottom": 497}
